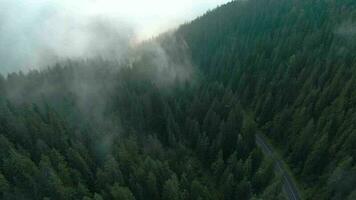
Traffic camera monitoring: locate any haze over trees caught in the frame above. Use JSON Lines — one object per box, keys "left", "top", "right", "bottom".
{"left": 0, "top": 0, "right": 355, "bottom": 200}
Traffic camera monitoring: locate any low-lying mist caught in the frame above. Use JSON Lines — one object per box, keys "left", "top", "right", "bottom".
{"left": 0, "top": 1, "right": 134, "bottom": 73}
{"left": 0, "top": 0, "right": 229, "bottom": 73}
{"left": 0, "top": 0, "right": 223, "bottom": 157}
{"left": 0, "top": 32, "right": 197, "bottom": 158}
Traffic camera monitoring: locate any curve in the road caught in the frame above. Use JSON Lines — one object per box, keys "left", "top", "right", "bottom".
{"left": 256, "top": 134, "right": 302, "bottom": 200}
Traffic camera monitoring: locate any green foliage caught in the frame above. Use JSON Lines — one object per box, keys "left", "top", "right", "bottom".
{"left": 0, "top": 58, "right": 280, "bottom": 199}
{"left": 0, "top": 0, "right": 354, "bottom": 199}
{"left": 111, "top": 184, "right": 135, "bottom": 200}
{"left": 178, "top": 0, "right": 356, "bottom": 198}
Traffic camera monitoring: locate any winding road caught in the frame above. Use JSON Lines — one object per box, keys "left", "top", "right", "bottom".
{"left": 255, "top": 134, "right": 302, "bottom": 200}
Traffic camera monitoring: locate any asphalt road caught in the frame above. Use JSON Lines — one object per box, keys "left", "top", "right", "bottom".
{"left": 256, "top": 134, "right": 302, "bottom": 200}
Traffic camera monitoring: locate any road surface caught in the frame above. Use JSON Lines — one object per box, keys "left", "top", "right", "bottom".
{"left": 256, "top": 134, "right": 302, "bottom": 200}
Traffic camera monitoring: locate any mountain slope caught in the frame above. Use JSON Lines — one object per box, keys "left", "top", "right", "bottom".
{"left": 0, "top": 0, "right": 355, "bottom": 199}
{"left": 177, "top": 0, "right": 356, "bottom": 199}
{"left": 0, "top": 40, "right": 284, "bottom": 199}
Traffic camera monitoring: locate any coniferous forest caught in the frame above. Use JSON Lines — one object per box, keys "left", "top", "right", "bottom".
{"left": 1, "top": 0, "right": 356, "bottom": 199}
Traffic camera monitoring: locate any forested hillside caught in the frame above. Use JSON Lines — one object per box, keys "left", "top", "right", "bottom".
{"left": 0, "top": 0, "right": 355, "bottom": 199}
{"left": 178, "top": 0, "right": 356, "bottom": 199}
{"left": 0, "top": 35, "right": 284, "bottom": 199}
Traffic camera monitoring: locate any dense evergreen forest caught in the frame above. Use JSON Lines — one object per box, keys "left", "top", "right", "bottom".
{"left": 178, "top": 0, "right": 356, "bottom": 199}
{"left": 0, "top": 0, "right": 355, "bottom": 199}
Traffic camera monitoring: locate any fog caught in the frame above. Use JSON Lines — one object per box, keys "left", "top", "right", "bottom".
{"left": 0, "top": 0, "right": 230, "bottom": 74}
{"left": 336, "top": 22, "right": 356, "bottom": 37}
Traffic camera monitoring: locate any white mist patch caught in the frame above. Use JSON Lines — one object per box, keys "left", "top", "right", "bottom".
{"left": 0, "top": 0, "right": 134, "bottom": 73}
{"left": 335, "top": 22, "right": 356, "bottom": 37}
{"left": 0, "top": 0, "right": 230, "bottom": 73}
{"left": 131, "top": 33, "right": 195, "bottom": 87}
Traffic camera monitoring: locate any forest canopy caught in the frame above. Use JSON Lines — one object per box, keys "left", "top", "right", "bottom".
{"left": 0, "top": 0, "right": 356, "bottom": 199}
